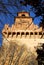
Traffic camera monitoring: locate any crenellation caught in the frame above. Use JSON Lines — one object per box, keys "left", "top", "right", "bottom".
{"left": 2, "top": 11, "right": 44, "bottom": 44}
{"left": 1, "top": 11, "right": 44, "bottom": 65}
{"left": 2, "top": 30, "right": 44, "bottom": 39}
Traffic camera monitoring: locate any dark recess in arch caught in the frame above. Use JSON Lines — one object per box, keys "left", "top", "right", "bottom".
{"left": 4, "top": 32, "right": 7, "bottom": 34}
{"left": 35, "top": 32, "right": 37, "bottom": 35}
{"left": 21, "top": 32, "right": 25, "bottom": 35}
{"left": 26, "top": 32, "right": 29, "bottom": 35}
{"left": 17, "top": 32, "right": 20, "bottom": 35}
{"left": 30, "top": 32, "right": 33, "bottom": 35}
{"left": 39, "top": 32, "right": 42, "bottom": 35}
{"left": 22, "top": 14, "right": 25, "bottom": 16}
{"left": 12, "top": 32, "right": 16, "bottom": 36}
{"left": 8, "top": 32, "right": 11, "bottom": 35}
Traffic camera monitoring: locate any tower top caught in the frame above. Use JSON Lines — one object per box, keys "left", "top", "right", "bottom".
{"left": 17, "top": 11, "right": 30, "bottom": 17}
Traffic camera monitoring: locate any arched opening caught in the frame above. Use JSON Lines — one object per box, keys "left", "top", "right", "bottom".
{"left": 22, "top": 14, "right": 25, "bottom": 16}
{"left": 26, "top": 32, "right": 29, "bottom": 35}
{"left": 39, "top": 32, "right": 42, "bottom": 35}
{"left": 8, "top": 32, "right": 11, "bottom": 35}
{"left": 17, "top": 32, "right": 20, "bottom": 35}
{"left": 12, "top": 32, "right": 16, "bottom": 37}
{"left": 21, "top": 32, "right": 25, "bottom": 35}
{"left": 3, "top": 32, "right": 7, "bottom": 37}
{"left": 30, "top": 32, "right": 33, "bottom": 35}
{"left": 3, "top": 32, "right": 7, "bottom": 34}
{"left": 35, "top": 32, "right": 37, "bottom": 35}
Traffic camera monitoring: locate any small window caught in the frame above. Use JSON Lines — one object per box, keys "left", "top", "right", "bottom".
{"left": 4, "top": 32, "right": 7, "bottom": 34}
{"left": 17, "top": 32, "right": 20, "bottom": 35}
{"left": 35, "top": 32, "right": 37, "bottom": 35}
{"left": 8, "top": 32, "right": 11, "bottom": 35}
{"left": 21, "top": 32, "right": 25, "bottom": 35}
{"left": 30, "top": 32, "right": 33, "bottom": 35}
{"left": 12, "top": 32, "right": 16, "bottom": 35}
{"left": 26, "top": 32, "right": 29, "bottom": 35}
{"left": 22, "top": 14, "right": 25, "bottom": 16}
{"left": 39, "top": 32, "right": 42, "bottom": 35}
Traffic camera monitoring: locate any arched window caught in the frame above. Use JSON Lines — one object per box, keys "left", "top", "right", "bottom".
{"left": 22, "top": 14, "right": 25, "bottom": 16}
{"left": 39, "top": 32, "right": 42, "bottom": 35}
{"left": 12, "top": 32, "right": 16, "bottom": 36}
{"left": 8, "top": 32, "right": 11, "bottom": 35}
{"left": 26, "top": 32, "right": 29, "bottom": 35}
{"left": 35, "top": 32, "right": 37, "bottom": 35}
{"left": 4, "top": 32, "right": 7, "bottom": 34}
{"left": 21, "top": 32, "right": 25, "bottom": 35}
{"left": 30, "top": 32, "right": 33, "bottom": 35}
{"left": 17, "top": 32, "right": 20, "bottom": 35}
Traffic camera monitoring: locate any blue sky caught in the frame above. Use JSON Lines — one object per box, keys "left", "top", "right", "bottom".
{"left": 0, "top": 0, "right": 43, "bottom": 46}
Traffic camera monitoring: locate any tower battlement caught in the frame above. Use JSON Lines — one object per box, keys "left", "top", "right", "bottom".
{"left": 2, "top": 11, "right": 44, "bottom": 42}
{"left": 2, "top": 11, "right": 44, "bottom": 53}
{"left": 2, "top": 29, "right": 44, "bottom": 39}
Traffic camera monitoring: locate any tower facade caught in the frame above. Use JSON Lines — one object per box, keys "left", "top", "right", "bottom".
{"left": 2, "top": 11, "right": 44, "bottom": 52}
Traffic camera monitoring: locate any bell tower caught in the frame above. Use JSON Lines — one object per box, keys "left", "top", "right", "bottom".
{"left": 15, "top": 11, "right": 32, "bottom": 30}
